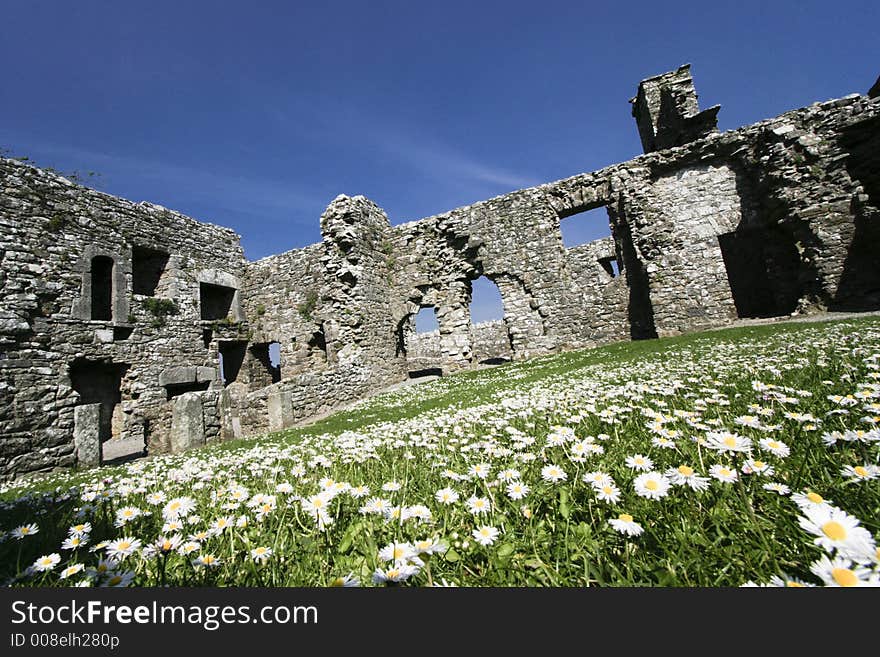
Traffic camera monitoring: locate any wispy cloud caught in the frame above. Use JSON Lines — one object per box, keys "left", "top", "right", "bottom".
{"left": 264, "top": 96, "right": 540, "bottom": 193}
{"left": 369, "top": 130, "right": 539, "bottom": 190}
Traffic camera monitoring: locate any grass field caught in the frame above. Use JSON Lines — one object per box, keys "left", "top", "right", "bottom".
{"left": 2, "top": 317, "right": 878, "bottom": 587}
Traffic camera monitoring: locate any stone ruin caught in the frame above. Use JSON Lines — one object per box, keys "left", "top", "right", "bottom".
{"left": 1, "top": 64, "right": 878, "bottom": 481}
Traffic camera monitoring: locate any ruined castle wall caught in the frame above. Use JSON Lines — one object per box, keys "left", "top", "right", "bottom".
{"left": 565, "top": 237, "right": 630, "bottom": 345}
{"left": 405, "top": 319, "right": 511, "bottom": 370}
{"left": 0, "top": 159, "right": 246, "bottom": 479}
{"left": 3, "top": 69, "right": 878, "bottom": 482}
{"left": 241, "top": 243, "right": 327, "bottom": 378}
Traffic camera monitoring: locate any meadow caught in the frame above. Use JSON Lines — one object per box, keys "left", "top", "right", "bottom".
{"left": 2, "top": 317, "right": 878, "bottom": 587}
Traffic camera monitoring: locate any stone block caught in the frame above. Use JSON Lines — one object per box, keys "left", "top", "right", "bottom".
{"left": 159, "top": 366, "right": 197, "bottom": 387}
{"left": 267, "top": 390, "right": 294, "bottom": 432}
{"left": 170, "top": 392, "right": 205, "bottom": 453}
{"left": 73, "top": 403, "right": 102, "bottom": 467}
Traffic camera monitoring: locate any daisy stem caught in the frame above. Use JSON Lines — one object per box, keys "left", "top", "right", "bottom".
{"left": 732, "top": 455, "right": 777, "bottom": 570}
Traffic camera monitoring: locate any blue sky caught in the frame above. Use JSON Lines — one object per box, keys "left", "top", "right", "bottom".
{"left": 2, "top": 1, "right": 877, "bottom": 326}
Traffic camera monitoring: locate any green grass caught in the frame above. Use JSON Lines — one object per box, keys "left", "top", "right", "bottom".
{"left": 2, "top": 316, "right": 879, "bottom": 587}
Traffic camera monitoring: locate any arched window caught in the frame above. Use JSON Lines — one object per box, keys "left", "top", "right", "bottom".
{"left": 90, "top": 256, "right": 114, "bottom": 321}
{"left": 469, "top": 276, "right": 504, "bottom": 323}
{"left": 414, "top": 306, "right": 439, "bottom": 333}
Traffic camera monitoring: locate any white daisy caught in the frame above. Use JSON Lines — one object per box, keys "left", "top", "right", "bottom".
{"left": 798, "top": 506, "right": 876, "bottom": 561}
{"left": 633, "top": 472, "right": 671, "bottom": 500}
{"left": 810, "top": 554, "right": 878, "bottom": 587}
{"left": 624, "top": 455, "right": 653, "bottom": 472}
{"left": 472, "top": 525, "right": 501, "bottom": 546}
{"left": 609, "top": 514, "right": 643, "bottom": 537}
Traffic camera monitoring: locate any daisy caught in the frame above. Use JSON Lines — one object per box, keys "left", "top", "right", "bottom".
{"left": 101, "top": 571, "right": 135, "bottom": 587}
{"left": 742, "top": 459, "right": 774, "bottom": 476}
{"left": 178, "top": 541, "right": 200, "bottom": 556}
{"left": 114, "top": 506, "right": 142, "bottom": 527}
{"left": 633, "top": 472, "right": 671, "bottom": 500}
{"left": 705, "top": 431, "right": 751, "bottom": 454}
{"left": 358, "top": 497, "right": 391, "bottom": 515}
{"left": 665, "top": 465, "right": 710, "bottom": 491}
{"left": 105, "top": 537, "right": 142, "bottom": 561}
{"left": 145, "top": 492, "right": 166, "bottom": 505}
{"left": 434, "top": 487, "right": 459, "bottom": 505}
{"left": 709, "top": 464, "right": 738, "bottom": 483}
{"left": 329, "top": 573, "right": 360, "bottom": 587}
{"left": 379, "top": 542, "right": 418, "bottom": 563}
{"left": 372, "top": 564, "right": 420, "bottom": 584}
{"left": 651, "top": 436, "right": 677, "bottom": 450}
{"left": 144, "top": 535, "right": 182, "bottom": 557}
{"left": 609, "top": 514, "right": 643, "bottom": 537}
{"left": 163, "top": 497, "right": 196, "bottom": 520}
{"left": 68, "top": 522, "right": 91, "bottom": 537}
{"left": 540, "top": 464, "right": 568, "bottom": 483}
{"left": 497, "top": 468, "right": 521, "bottom": 482}
{"left": 841, "top": 464, "right": 880, "bottom": 482}
{"left": 625, "top": 455, "right": 653, "bottom": 472}
{"left": 472, "top": 526, "right": 501, "bottom": 546}
{"left": 466, "top": 496, "right": 492, "bottom": 515}
{"left": 9, "top": 524, "right": 39, "bottom": 539}
{"left": 791, "top": 490, "right": 832, "bottom": 511}
{"left": 810, "top": 555, "right": 878, "bottom": 587}
{"left": 468, "top": 463, "right": 492, "bottom": 479}
{"left": 413, "top": 538, "right": 446, "bottom": 555}
{"left": 162, "top": 520, "right": 184, "bottom": 534}
{"left": 734, "top": 415, "right": 764, "bottom": 429}
{"left": 758, "top": 438, "right": 791, "bottom": 457}
{"left": 762, "top": 482, "right": 791, "bottom": 495}
{"left": 381, "top": 481, "right": 402, "bottom": 492}
{"left": 59, "top": 563, "right": 85, "bottom": 579}
{"left": 251, "top": 547, "right": 273, "bottom": 562}
{"left": 31, "top": 553, "right": 61, "bottom": 572}
{"left": 798, "top": 506, "right": 876, "bottom": 561}
{"left": 506, "top": 481, "right": 530, "bottom": 500}
{"left": 210, "top": 516, "right": 235, "bottom": 533}
{"left": 192, "top": 554, "right": 222, "bottom": 568}
{"left": 594, "top": 483, "right": 621, "bottom": 503}
{"left": 767, "top": 573, "right": 815, "bottom": 588}
{"left": 61, "top": 535, "right": 89, "bottom": 550}
{"left": 582, "top": 471, "right": 614, "bottom": 487}
{"left": 349, "top": 485, "right": 370, "bottom": 498}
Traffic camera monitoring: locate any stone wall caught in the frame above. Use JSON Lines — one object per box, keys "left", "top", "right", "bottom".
{"left": 2, "top": 64, "right": 878, "bottom": 481}
{"left": 0, "top": 160, "right": 246, "bottom": 478}
{"left": 405, "top": 319, "right": 512, "bottom": 373}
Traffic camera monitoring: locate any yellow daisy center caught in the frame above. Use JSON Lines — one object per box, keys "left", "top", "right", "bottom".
{"left": 645, "top": 480, "right": 659, "bottom": 491}
{"left": 822, "top": 521, "right": 847, "bottom": 541}
{"left": 768, "top": 441, "right": 780, "bottom": 449}
{"left": 854, "top": 466, "right": 868, "bottom": 477}
{"left": 753, "top": 461, "right": 765, "bottom": 469}
{"left": 393, "top": 547, "right": 407, "bottom": 559}
{"left": 678, "top": 465, "right": 694, "bottom": 476}
{"left": 831, "top": 568, "right": 858, "bottom": 587}
{"left": 806, "top": 492, "right": 824, "bottom": 504}
{"left": 724, "top": 437, "right": 737, "bottom": 447}
{"left": 618, "top": 514, "right": 633, "bottom": 523}
{"left": 785, "top": 581, "right": 804, "bottom": 587}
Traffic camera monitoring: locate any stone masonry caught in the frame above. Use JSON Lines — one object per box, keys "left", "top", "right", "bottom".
{"left": 1, "top": 64, "right": 878, "bottom": 481}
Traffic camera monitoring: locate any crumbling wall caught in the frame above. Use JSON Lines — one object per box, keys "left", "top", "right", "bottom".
{"left": 3, "top": 65, "right": 879, "bottom": 481}
{"left": 0, "top": 160, "right": 245, "bottom": 479}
